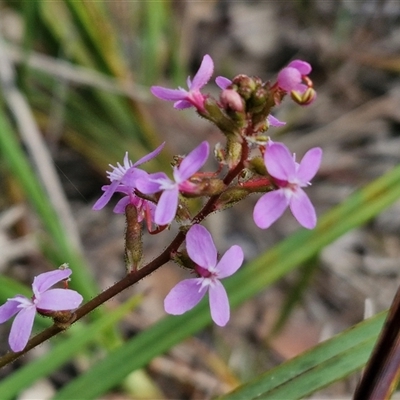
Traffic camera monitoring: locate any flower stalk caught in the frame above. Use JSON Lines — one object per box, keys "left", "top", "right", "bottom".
{"left": 0, "top": 55, "right": 322, "bottom": 366}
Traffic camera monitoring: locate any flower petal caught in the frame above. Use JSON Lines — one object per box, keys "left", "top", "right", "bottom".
{"left": 289, "top": 188, "right": 317, "bottom": 229}
{"left": 287, "top": 60, "right": 312, "bottom": 75}
{"left": 151, "top": 86, "right": 187, "bottom": 101}
{"left": 209, "top": 281, "right": 230, "bottom": 326}
{"left": 121, "top": 168, "right": 148, "bottom": 188}
{"left": 0, "top": 298, "right": 23, "bottom": 323}
{"left": 267, "top": 114, "right": 286, "bottom": 127}
{"left": 190, "top": 54, "right": 214, "bottom": 90}
{"left": 297, "top": 147, "right": 322, "bottom": 183}
{"left": 36, "top": 289, "right": 83, "bottom": 311}
{"left": 186, "top": 224, "right": 217, "bottom": 269}
{"left": 9, "top": 306, "right": 36, "bottom": 352}
{"left": 216, "top": 245, "right": 244, "bottom": 279}
{"left": 215, "top": 76, "right": 232, "bottom": 89}
{"left": 33, "top": 269, "right": 72, "bottom": 295}
{"left": 154, "top": 187, "right": 179, "bottom": 225}
{"left": 174, "top": 100, "right": 192, "bottom": 109}
{"left": 113, "top": 196, "right": 131, "bottom": 214}
{"left": 253, "top": 190, "right": 289, "bottom": 229}
{"left": 92, "top": 180, "right": 120, "bottom": 210}
{"left": 277, "top": 67, "right": 302, "bottom": 92}
{"left": 164, "top": 279, "right": 206, "bottom": 315}
{"left": 133, "top": 142, "right": 165, "bottom": 167}
{"left": 292, "top": 83, "right": 308, "bottom": 94}
{"left": 265, "top": 142, "right": 296, "bottom": 181}
{"left": 175, "top": 141, "right": 209, "bottom": 182}
{"left": 136, "top": 172, "right": 169, "bottom": 194}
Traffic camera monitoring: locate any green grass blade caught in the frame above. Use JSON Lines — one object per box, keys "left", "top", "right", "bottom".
{"left": 64, "top": 0, "right": 128, "bottom": 77}
{"left": 37, "top": 0, "right": 162, "bottom": 155}
{"left": 0, "top": 294, "right": 142, "bottom": 399}
{"left": 53, "top": 162, "right": 400, "bottom": 399}
{"left": 0, "top": 107, "right": 97, "bottom": 300}
{"left": 0, "top": 275, "right": 50, "bottom": 331}
{"left": 139, "top": 2, "right": 171, "bottom": 85}
{"left": 271, "top": 256, "right": 319, "bottom": 335}
{"left": 264, "top": 338, "right": 374, "bottom": 399}
{"left": 0, "top": 275, "right": 31, "bottom": 300}
{"left": 219, "top": 313, "right": 386, "bottom": 400}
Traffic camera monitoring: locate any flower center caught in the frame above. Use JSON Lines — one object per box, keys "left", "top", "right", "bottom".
{"left": 195, "top": 265, "right": 213, "bottom": 278}
{"left": 107, "top": 154, "right": 133, "bottom": 182}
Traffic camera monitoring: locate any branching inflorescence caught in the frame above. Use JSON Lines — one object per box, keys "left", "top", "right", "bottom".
{"left": 0, "top": 55, "right": 322, "bottom": 361}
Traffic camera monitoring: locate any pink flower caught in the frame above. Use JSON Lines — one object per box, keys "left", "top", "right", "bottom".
{"left": 164, "top": 224, "right": 243, "bottom": 326}
{"left": 253, "top": 142, "right": 322, "bottom": 229}
{"left": 136, "top": 141, "right": 209, "bottom": 226}
{"left": 151, "top": 55, "right": 214, "bottom": 112}
{"left": 277, "top": 60, "right": 316, "bottom": 105}
{"left": 92, "top": 143, "right": 165, "bottom": 211}
{"left": 0, "top": 268, "right": 83, "bottom": 352}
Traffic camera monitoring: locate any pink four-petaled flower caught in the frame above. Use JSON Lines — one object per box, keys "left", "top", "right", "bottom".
{"left": 136, "top": 141, "right": 210, "bottom": 226}
{"left": 253, "top": 142, "right": 322, "bottom": 229}
{"left": 0, "top": 268, "right": 83, "bottom": 352}
{"left": 164, "top": 224, "right": 244, "bottom": 326}
{"left": 151, "top": 54, "right": 214, "bottom": 112}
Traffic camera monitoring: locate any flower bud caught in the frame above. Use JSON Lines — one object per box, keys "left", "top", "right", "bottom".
{"left": 232, "top": 74, "right": 257, "bottom": 100}
{"left": 203, "top": 98, "right": 242, "bottom": 137}
{"left": 215, "top": 186, "right": 251, "bottom": 210}
{"left": 214, "top": 142, "right": 226, "bottom": 164}
{"left": 197, "top": 178, "right": 226, "bottom": 196}
{"left": 248, "top": 87, "right": 269, "bottom": 113}
{"left": 226, "top": 137, "right": 243, "bottom": 169}
{"left": 39, "top": 310, "right": 76, "bottom": 329}
{"left": 125, "top": 204, "right": 143, "bottom": 272}
{"left": 245, "top": 156, "right": 267, "bottom": 176}
{"left": 220, "top": 89, "right": 245, "bottom": 113}
{"left": 171, "top": 249, "right": 196, "bottom": 271}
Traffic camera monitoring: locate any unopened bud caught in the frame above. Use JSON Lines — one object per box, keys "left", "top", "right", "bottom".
{"left": 39, "top": 310, "right": 76, "bottom": 329}
{"left": 203, "top": 98, "right": 241, "bottom": 137}
{"left": 248, "top": 87, "right": 269, "bottom": 113}
{"left": 226, "top": 137, "right": 243, "bottom": 169}
{"left": 245, "top": 156, "right": 267, "bottom": 176}
{"left": 171, "top": 249, "right": 196, "bottom": 271}
{"left": 214, "top": 142, "right": 226, "bottom": 164}
{"left": 216, "top": 186, "right": 251, "bottom": 210}
{"left": 220, "top": 89, "right": 245, "bottom": 112}
{"left": 125, "top": 204, "right": 143, "bottom": 272}
{"left": 197, "top": 178, "right": 226, "bottom": 196}
{"left": 231, "top": 74, "right": 257, "bottom": 100}
{"left": 182, "top": 178, "right": 226, "bottom": 197}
